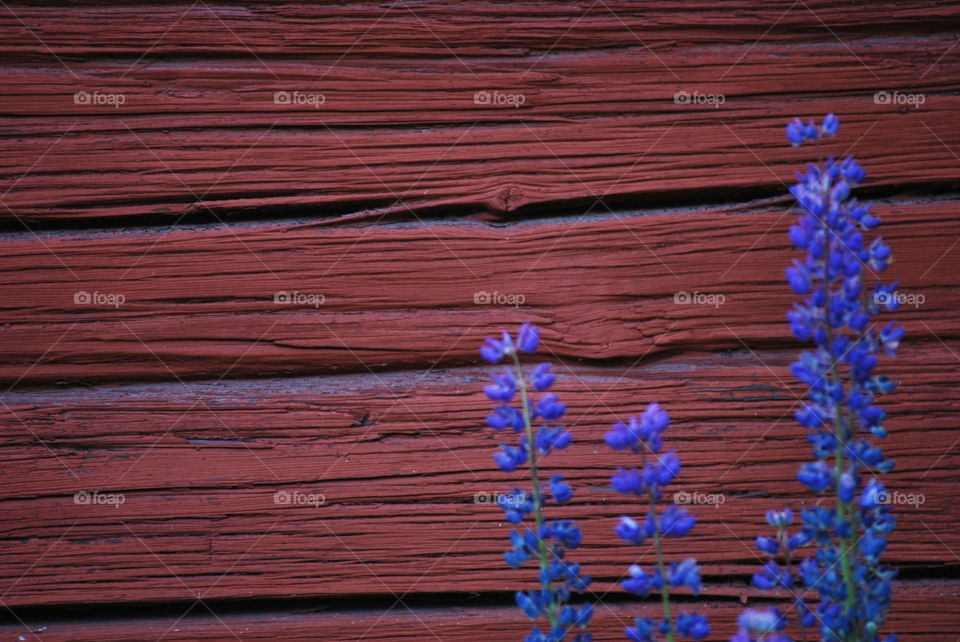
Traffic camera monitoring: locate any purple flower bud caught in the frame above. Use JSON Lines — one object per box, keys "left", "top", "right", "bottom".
{"left": 839, "top": 471, "right": 856, "bottom": 503}
{"left": 622, "top": 564, "right": 655, "bottom": 597}
{"left": 786, "top": 118, "right": 806, "bottom": 146}
{"left": 484, "top": 369, "right": 517, "bottom": 402}
{"left": 798, "top": 460, "right": 833, "bottom": 492}
{"left": 535, "top": 393, "right": 566, "bottom": 421}
{"left": 517, "top": 322, "right": 539, "bottom": 353}
{"left": 550, "top": 474, "right": 573, "bottom": 505}
{"left": 660, "top": 504, "right": 695, "bottom": 537}
{"left": 676, "top": 611, "right": 710, "bottom": 640}
{"left": 668, "top": 558, "right": 702, "bottom": 594}
{"left": 822, "top": 113, "right": 840, "bottom": 136}
{"left": 786, "top": 262, "right": 811, "bottom": 294}
{"left": 756, "top": 535, "right": 781, "bottom": 555}
{"left": 480, "top": 336, "right": 506, "bottom": 363}
{"left": 737, "top": 608, "right": 786, "bottom": 635}
{"left": 615, "top": 515, "right": 650, "bottom": 545}
{"left": 605, "top": 421, "right": 637, "bottom": 451}
{"left": 530, "top": 362, "right": 555, "bottom": 391}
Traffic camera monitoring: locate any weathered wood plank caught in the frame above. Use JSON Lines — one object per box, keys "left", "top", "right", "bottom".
{"left": 1, "top": 47, "right": 957, "bottom": 222}
{"left": 0, "top": 348, "right": 955, "bottom": 607}
{"left": 0, "top": 201, "right": 955, "bottom": 384}
{"left": 1, "top": 1, "right": 956, "bottom": 57}
{"left": 1, "top": 581, "right": 957, "bottom": 642}
{"left": 0, "top": 0, "right": 958, "bottom": 224}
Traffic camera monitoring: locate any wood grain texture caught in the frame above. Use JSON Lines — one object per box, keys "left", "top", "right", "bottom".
{"left": 0, "top": 347, "right": 955, "bottom": 607}
{"left": 2, "top": 1, "right": 958, "bottom": 56}
{"left": 0, "top": 200, "right": 956, "bottom": 384}
{"left": 0, "top": 8, "right": 957, "bottom": 222}
{"left": 2, "top": 1, "right": 959, "bottom": 638}
{"left": 1, "top": 581, "right": 958, "bottom": 642}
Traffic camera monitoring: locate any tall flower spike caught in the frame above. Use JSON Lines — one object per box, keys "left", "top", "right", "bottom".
{"left": 478, "top": 324, "right": 592, "bottom": 641}
{"left": 735, "top": 115, "right": 900, "bottom": 641}
{"left": 608, "top": 404, "right": 709, "bottom": 642}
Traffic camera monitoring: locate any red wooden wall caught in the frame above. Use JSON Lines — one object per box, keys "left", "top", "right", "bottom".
{"left": 1, "top": 2, "right": 959, "bottom": 640}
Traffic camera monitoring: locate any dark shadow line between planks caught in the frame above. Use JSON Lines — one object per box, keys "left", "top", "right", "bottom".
{"left": 2, "top": 182, "right": 959, "bottom": 237}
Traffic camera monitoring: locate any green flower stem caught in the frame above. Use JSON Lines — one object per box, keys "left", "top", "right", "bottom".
{"left": 820, "top": 202, "right": 860, "bottom": 641}
{"left": 511, "top": 351, "right": 559, "bottom": 630}
{"left": 650, "top": 492, "right": 675, "bottom": 642}
{"left": 778, "top": 526, "right": 808, "bottom": 642}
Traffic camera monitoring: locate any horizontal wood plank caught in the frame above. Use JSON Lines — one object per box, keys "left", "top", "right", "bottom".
{"left": 0, "top": 201, "right": 956, "bottom": 384}
{"left": 0, "top": 348, "right": 955, "bottom": 607}
{"left": 1, "top": 581, "right": 957, "bottom": 642}
{"left": 0, "top": 26, "right": 957, "bottom": 221}
{"left": 1, "top": 1, "right": 957, "bottom": 56}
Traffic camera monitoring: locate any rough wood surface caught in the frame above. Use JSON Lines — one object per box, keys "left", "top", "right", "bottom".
{"left": 2, "top": 1, "right": 959, "bottom": 639}
{"left": 0, "top": 5, "right": 958, "bottom": 222}
{"left": 0, "top": 347, "right": 955, "bottom": 608}
{"left": 3, "top": 2, "right": 958, "bottom": 56}
{"left": 1, "top": 581, "right": 958, "bottom": 641}
{"left": 0, "top": 200, "right": 956, "bottom": 384}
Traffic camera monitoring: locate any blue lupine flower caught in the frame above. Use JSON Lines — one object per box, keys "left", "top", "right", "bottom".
{"left": 518, "top": 322, "right": 540, "bottom": 353}
{"left": 531, "top": 363, "right": 556, "bottom": 391}
{"left": 500, "top": 488, "right": 535, "bottom": 524}
{"left": 622, "top": 564, "right": 658, "bottom": 597}
{"left": 752, "top": 559, "right": 789, "bottom": 591}
{"left": 822, "top": 113, "right": 840, "bottom": 136}
{"left": 615, "top": 514, "right": 653, "bottom": 545}
{"left": 535, "top": 424, "right": 572, "bottom": 455}
{"left": 494, "top": 441, "right": 528, "bottom": 473}
{"left": 732, "top": 608, "right": 788, "bottom": 642}
{"left": 666, "top": 558, "right": 702, "bottom": 594}
{"left": 660, "top": 504, "right": 696, "bottom": 538}
{"left": 484, "top": 368, "right": 517, "bottom": 402}
{"left": 487, "top": 404, "right": 525, "bottom": 432}
{"left": 625, "top": 616, "right": 657, "bottom": 642}
{"left": 676, "top": 611, "right": 710, "bottom": 640}
{"left": 605, "top": 403, "right": 669, "bottom": 453}
{"left": 478, "top": 324, "right": 591, "bottom": 640}
{"left": 655, "top": 451, "right": 681, "bottom": 485}
{"left": 541, "top": 520, "right": 583, "bottom": 550}
{"left": 611, "top": 467, "right": 644, "bottom": 496}
{"left": 604, "top": 421, "right": 637, "bottom": 450}
{"left": 480, "top": 335, "right": 508, "bottom": 364}
{"left": 607, "top": 404, "right": 708, "bottom": 640}
{"left": 738, "top": 115, "right": 900, "bottom": 641}
{"left": 786, "top": 118, "right": 807, "bottom": 146}
{"left": 839, "top": 471, "right": 856, "bottom": 502}
{"left": 506, "top": 529, "right": 540, "bottom": 568}
{"left": 787, "top": 260, "right": 812, "bottom": 294}
{"left": 798, "top": 460, "right": 833, "bottom": 492}
{"left": 536, "top": 393, "right": 567, "bottom": 420}
{"left": 756, "top": 535, "right": 780, "bottom": 555}
{"left": 550, "top": 475, "right": 573, "bottom": 505}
